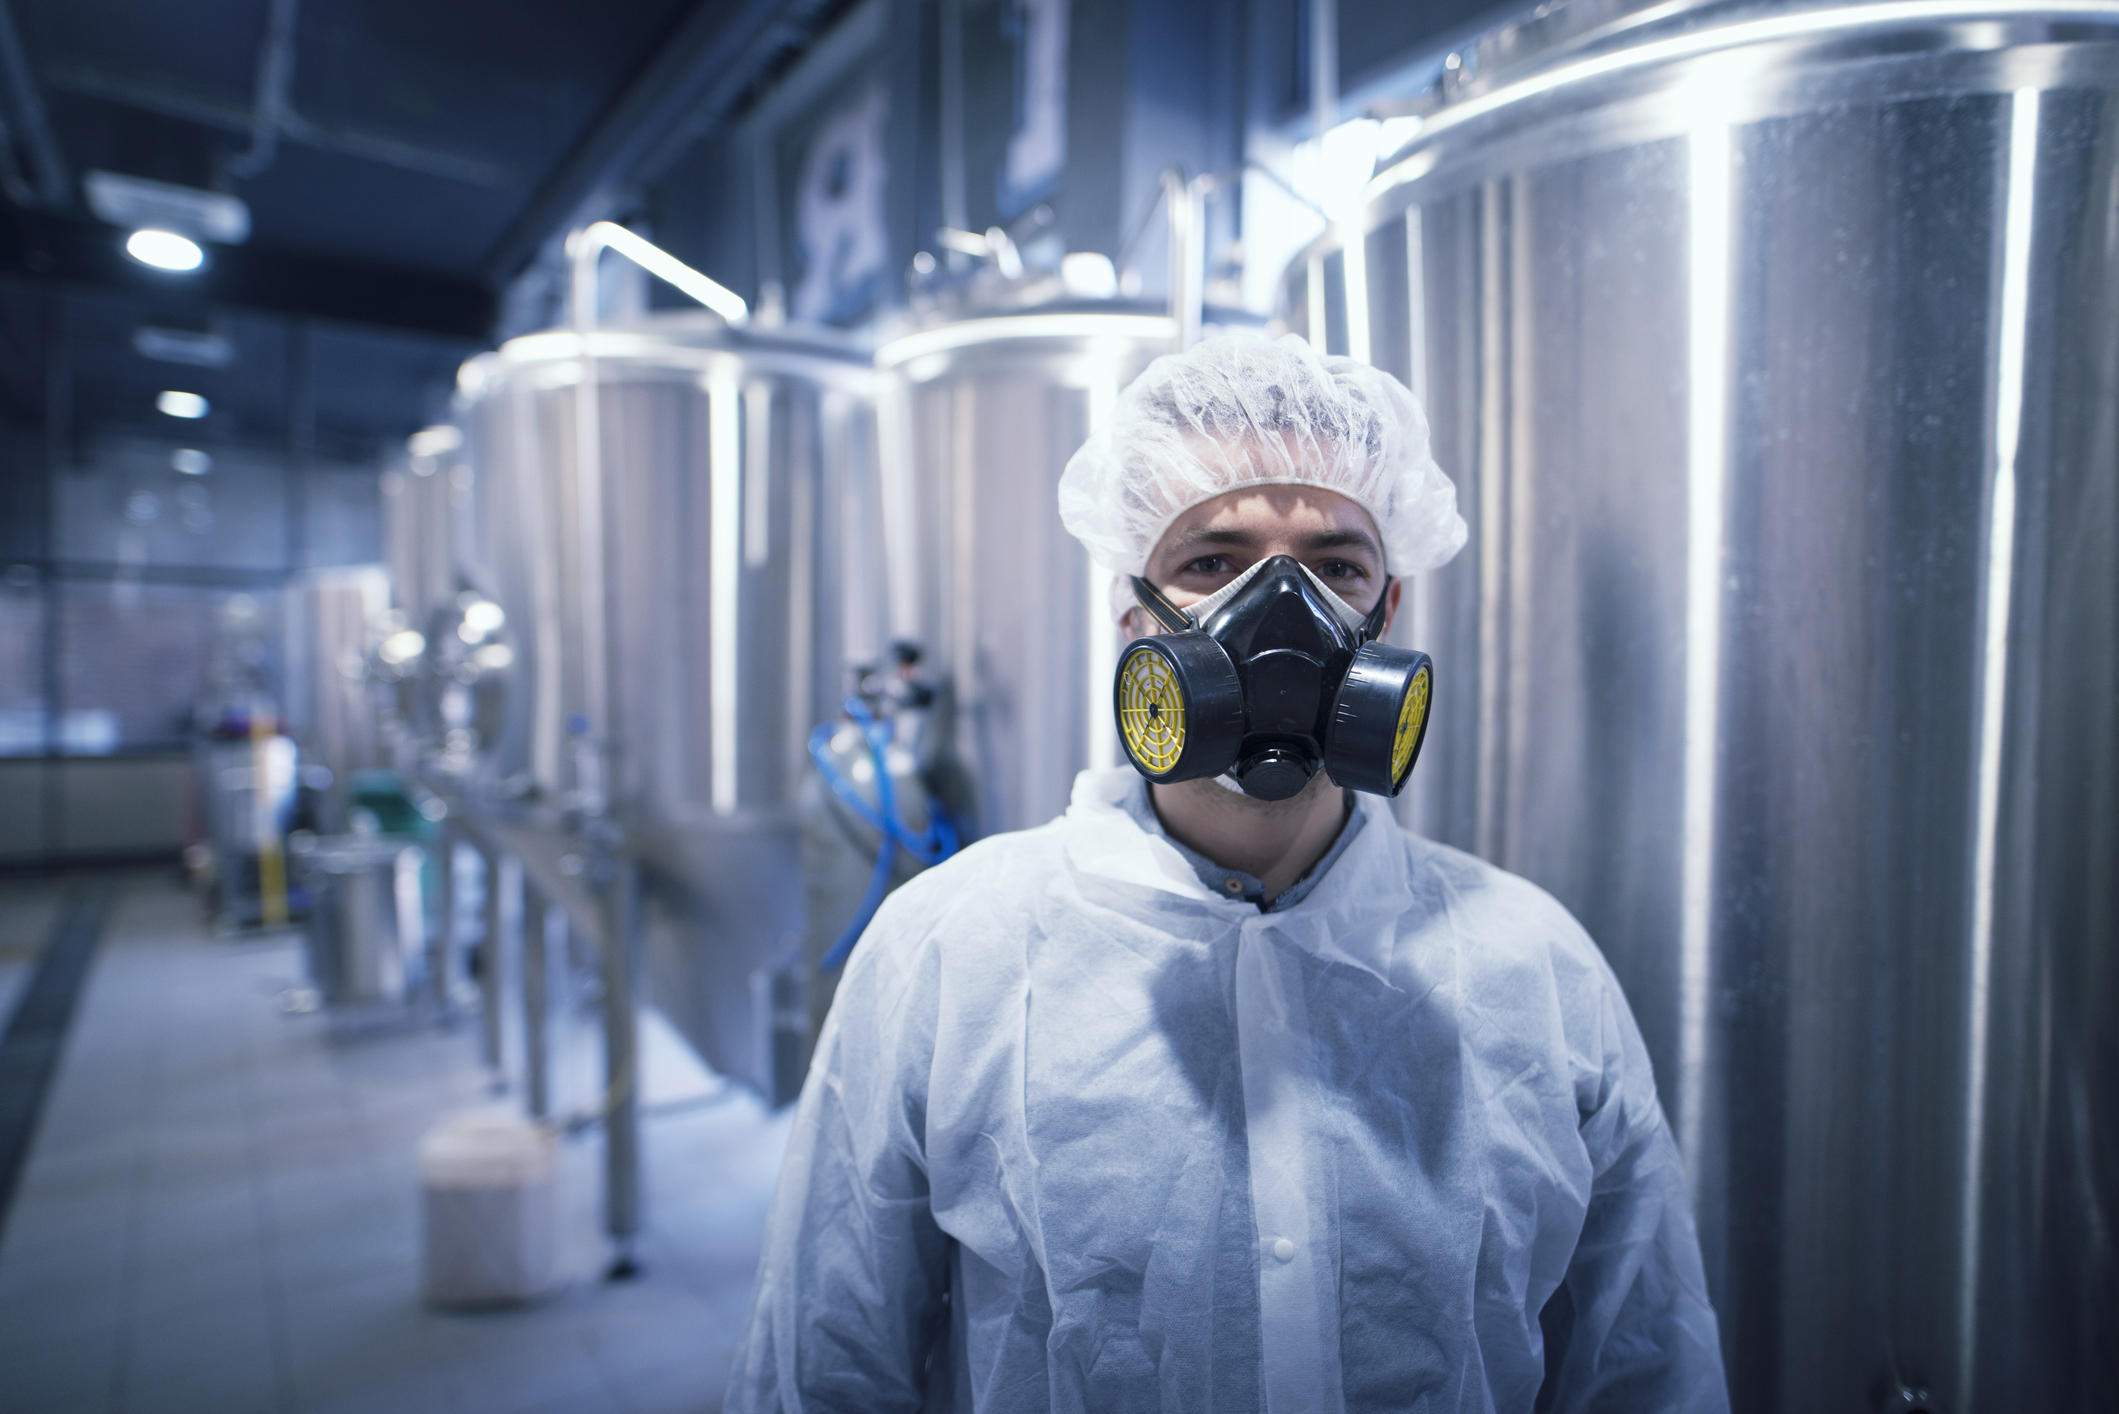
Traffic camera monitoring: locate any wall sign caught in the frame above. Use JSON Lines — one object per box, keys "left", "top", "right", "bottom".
{"left": 1000, "top": 0, "right": 1068, "bottom": 213}
{"left": 792, "top": 87, "right": 892, "bottom": 324}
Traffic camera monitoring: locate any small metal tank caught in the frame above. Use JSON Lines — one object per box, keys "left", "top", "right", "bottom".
{"left": 874, "top": 305, "right": 1177, "bottom": 835}
{"left": 452, "top": 314, "right": 885, "bottom": 1091}
{"left": 1285, "top": 2, "right": 2119, "bottom": 1408}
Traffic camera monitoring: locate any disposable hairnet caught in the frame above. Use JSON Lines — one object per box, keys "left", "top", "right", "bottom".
{"left": 1057, "top": 330, "right": 1469, "bottom": 576}
{"left": 728, "top": 768, "right": 1729, "bottom": 1413}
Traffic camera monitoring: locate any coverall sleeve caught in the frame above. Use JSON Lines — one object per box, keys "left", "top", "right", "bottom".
{"left": 724, "top": 902, "right": 953, "bottom": 1414}
{"left": 1538, "top": 962, "right": 1730, "bottom": 1414}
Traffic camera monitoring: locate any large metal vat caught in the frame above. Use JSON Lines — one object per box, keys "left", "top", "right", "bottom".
{"left": 1285, "top": 2, "right": 2118, "bottom": 1408}
{"left": 454, "top": 314, "right": 884, "bottom": 1090}
{"left": 875, "top": 306, "right": 1177, "bottom": 835}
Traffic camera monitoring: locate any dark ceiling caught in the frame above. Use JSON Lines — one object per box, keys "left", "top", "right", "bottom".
{"left": 0, "top": 0, "right": 719, "bottom": 470}
{"left": 12, "top": 0, "right": 701, "bottom": 295}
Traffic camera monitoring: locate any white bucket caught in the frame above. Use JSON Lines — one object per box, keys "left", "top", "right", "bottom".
{"left": 418, "top": 1109, "right": 561, "bottom": 1306}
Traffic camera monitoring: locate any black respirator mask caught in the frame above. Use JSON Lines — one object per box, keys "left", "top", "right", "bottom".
{"left": 1113, "top": 555, "right": 1433, "bottom": 801}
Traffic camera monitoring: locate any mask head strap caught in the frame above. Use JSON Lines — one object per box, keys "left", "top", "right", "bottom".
{"left": 1359, "top": 578, "right": 1393, "bottom": 641}
{"left": 1129, "top": 575, "right": 1194, "bottom": 634}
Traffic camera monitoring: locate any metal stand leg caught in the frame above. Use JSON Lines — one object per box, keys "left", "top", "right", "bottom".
{"left": 523, "top": 886, "right": 552, "bottom": 1121}
{"left": 429, "top": 827, "right": 455, "bottom": 1018}
{"left": 598, "top": 859, "right": 644, "bottom": 1279}
{"left": 479, "top": 850, "right": 513, "bottom": 1091}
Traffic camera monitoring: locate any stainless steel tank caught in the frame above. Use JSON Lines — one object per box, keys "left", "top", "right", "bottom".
{"left": 875, "top": 306, "right": 1177, "bottom": 835}
{"left": 380, "top": 438, "right": 462, "bottom": 645}
{"left": 454, "top": 314, "right": 884, "bottom": 1090}
{"left": 283, "top": 567, "right": 388, "bottom": 831}
{"left": 1284, "top": 3, "right": 2119, "bottom": 1407}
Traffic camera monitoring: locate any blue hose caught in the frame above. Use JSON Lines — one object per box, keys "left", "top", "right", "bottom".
{"left": 812, "top": 697, "right": 958, "bottom": 970}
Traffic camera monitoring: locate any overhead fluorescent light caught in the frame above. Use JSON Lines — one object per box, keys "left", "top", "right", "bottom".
{"left": 85, "top": 170, "right": 250, "bottom": 244}
{"left": 134, "top": 326, "right": 233, "bottom": 366}
{"left": 157, "top": 390, "right": 210, "bottom": 419}
{"left": 125, "top": 229, "right": 205, "bottom": 272}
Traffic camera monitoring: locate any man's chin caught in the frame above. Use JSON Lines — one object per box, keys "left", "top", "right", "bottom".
{"left": 1162, "top": 770, "right": 1338, "bottom": 816}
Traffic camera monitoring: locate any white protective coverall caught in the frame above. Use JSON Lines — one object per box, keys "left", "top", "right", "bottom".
{"left": 727, "top": 768, "right": 1729, "bottom": 1412}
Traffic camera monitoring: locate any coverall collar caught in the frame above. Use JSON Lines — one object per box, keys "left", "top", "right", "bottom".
{"left": 1061, "top": 768, "right": 1417, "bottom": 986}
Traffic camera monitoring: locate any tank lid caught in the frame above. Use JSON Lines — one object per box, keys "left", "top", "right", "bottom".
{"left": 1372, "top": 0, "right": 2119, "bottom": 170}
{"left": 874, "top": 308, "right": 1181, "bottom": 368}
{"left": 1378, "top": 0, "right": 1799, "bottom": 126}
{"left": 489, "top": 309, "right": 872, "bottom": 368}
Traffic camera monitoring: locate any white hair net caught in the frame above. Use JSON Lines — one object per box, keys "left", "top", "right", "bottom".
{"left": 1057, "top": 330, "right": 1468, "bottom": 576}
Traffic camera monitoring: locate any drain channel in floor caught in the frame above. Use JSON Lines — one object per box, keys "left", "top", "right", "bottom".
{"left": 0, "top": 885, "right": 113, "bottom": 1231}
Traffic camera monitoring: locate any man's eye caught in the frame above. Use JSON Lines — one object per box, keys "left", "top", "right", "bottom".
{"left": 1184, "top": 556, "right": 1230, "bottom": 575}
{"left": 1315, "top": 560, "right": 1364, "bottom": 580}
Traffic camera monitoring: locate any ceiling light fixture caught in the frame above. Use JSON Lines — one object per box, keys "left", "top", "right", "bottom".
{"left": 86, "top": 171, "right": 250, "bottom": 244}
{"left": 157, "top": 390, "right": 210, "bottom": 419}
{"left": 135, "top": 326, "right": 233, "bottom": 366}
{"left": 126, "top": 229, "right": 206, "bottom": 272}
{"left": 171, "top": 448, "right": 213, "bottom": 475}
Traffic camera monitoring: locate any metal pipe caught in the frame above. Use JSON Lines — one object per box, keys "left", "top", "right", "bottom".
{"left": 1162, "top": 168, "right": 1204, "bottom": 350}
{"left": 939, "top": 0, "right": 969, "bottom": 257}
{"left": 1310, "top": 0, "right": 1338, "bottom": 143}
{"left": 0, "top": 0, "right": 69, "bottom": 205}
{"left": 227, "top": 0, "right": 299, "bottom": 180}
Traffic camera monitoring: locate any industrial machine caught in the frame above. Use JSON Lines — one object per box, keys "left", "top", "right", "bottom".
{"left": 1283, "top": 1, "right": 2119, "bottom": 1407}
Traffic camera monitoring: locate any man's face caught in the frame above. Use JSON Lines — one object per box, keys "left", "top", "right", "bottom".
{"left": 1125, "top": 484, "right": 1398, "bottom": 635}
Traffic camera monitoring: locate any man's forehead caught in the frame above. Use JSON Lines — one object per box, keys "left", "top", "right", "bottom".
{"left": 1154, "top": 485, "right": 1383, "bottom": 559}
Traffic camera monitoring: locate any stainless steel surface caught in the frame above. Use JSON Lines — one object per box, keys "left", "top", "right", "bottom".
{"left": 597, "top": 859, "right": 644, "bottom": 1259}
{"left": 430, "top": 828, "right": 456, "bottom": 1016}
{"left": 478, "top": 846, "right": 511, "bottom": 1080}
{"left": 298, "top": 834, "right": 424, "bottom": 1007}
{"left": 876, "top": 308, "right": 1176, "bottom": 835}
{"left": 453, "top": 313, "right": 882, "bottom": 1095}
{"left": 380, "top": 447, "right": 459, "bottom": 645}
{"left": 1285, "top": 3, "right": 2119, "bottom": 1407}
{"left": 283, "top": 568, "right": 387, "bottom": 829}
{"left": 523, "top": 885, "right": 553, "bottom": 1120}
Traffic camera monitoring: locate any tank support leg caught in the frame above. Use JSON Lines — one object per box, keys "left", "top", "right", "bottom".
{"left": 479, "top": 850, "right": 513, "bottom": 1091}
{"left": 523, "top": 886, "right": 552, "bottom": 1120}
{"left": 598, "top": 858, "right": 644, "bottom": 1279}
{"left": 430, "top": 827, "right": 456, "bottom": 1019}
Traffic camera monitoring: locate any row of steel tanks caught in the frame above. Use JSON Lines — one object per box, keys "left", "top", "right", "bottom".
{"left": 394, "top": 294, "right": 1176, "bottom": 1258}
{"left": 1286, "top": 1, "right": 2117, "bottom": 1409}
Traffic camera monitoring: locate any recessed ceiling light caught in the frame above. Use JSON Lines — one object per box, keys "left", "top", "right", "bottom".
{"left": 126, "top": 229, "right": 205, "bottom": 272}
{"left": 157, "top": 390, "right": 209, "bottom": 419}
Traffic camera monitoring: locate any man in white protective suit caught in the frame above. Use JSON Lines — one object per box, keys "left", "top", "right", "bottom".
{"left": 727, "top": 331, "right": 1730, "bottom": 1413}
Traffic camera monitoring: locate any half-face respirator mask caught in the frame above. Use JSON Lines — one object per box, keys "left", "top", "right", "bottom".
{"left": 1113, "top": 555, "right": 1433, "bottom": 801}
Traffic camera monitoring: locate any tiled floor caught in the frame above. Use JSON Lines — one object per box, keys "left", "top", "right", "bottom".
{"left": 0, "top": 873, "right": 793, "bottom": 1414}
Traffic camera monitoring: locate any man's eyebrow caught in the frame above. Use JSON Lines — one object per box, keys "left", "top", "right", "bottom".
{"left": 1164, "top": 526, "right": 1263, "bottom": 551}
{"left": 1161, "top": 523, "right": 1383, "bottom": 557}
{"left": 1297, "top": 527, "right": 1383, "bottom": 558}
